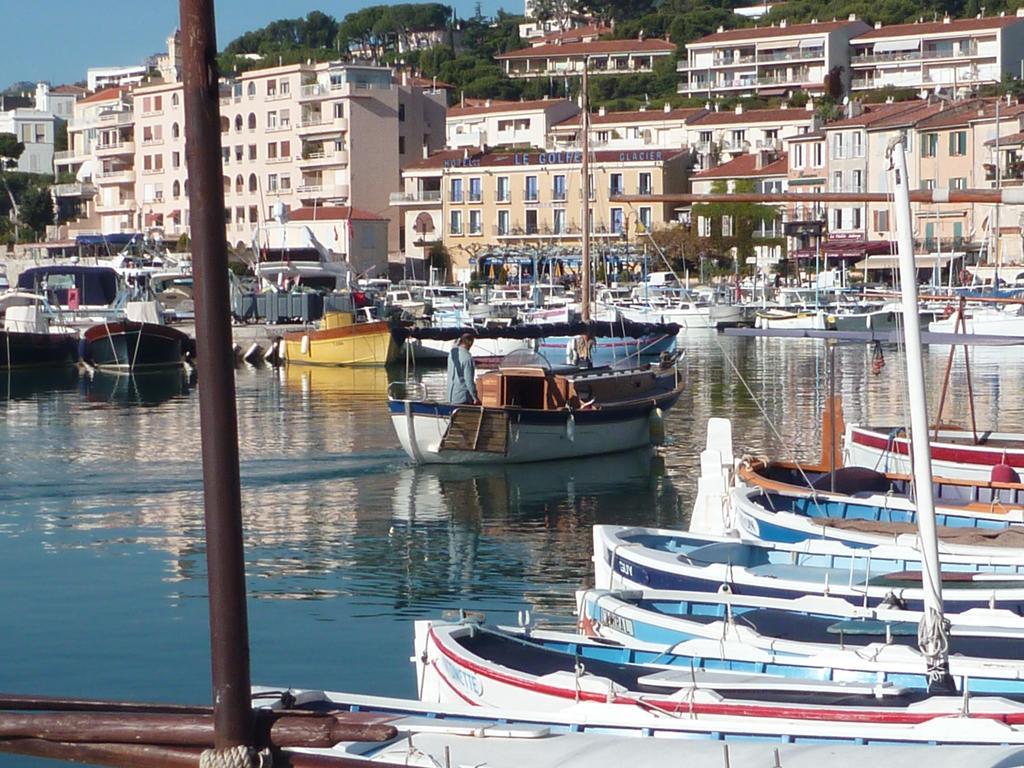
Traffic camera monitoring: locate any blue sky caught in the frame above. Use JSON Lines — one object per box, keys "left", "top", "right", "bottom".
{"left": 2, "top": 0, "right": 508, "bottom": 89}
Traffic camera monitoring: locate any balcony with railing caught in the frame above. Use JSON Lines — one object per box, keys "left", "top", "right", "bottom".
{"left": 296, "top": 183, "right": 350, "bottom": 199}
{"left": 389, "top": 190, "right": 442, "bottom": 205}
{"left": 95, "top": 168, "right": 136, "bottom": 184}
{"left": 297, "top": 115, "right": 349, "bottom": 135}
{"left": 985, "top": 162, "right": 1024, "bottom": 182}
{"left": 298, "top": 148, "right": 349, "bottom": 168}
{"left": 96, "top": 140, "right": 135, "bottom": 157}
{"left": 757, "top": 47, "right": 824, "bottom": 63}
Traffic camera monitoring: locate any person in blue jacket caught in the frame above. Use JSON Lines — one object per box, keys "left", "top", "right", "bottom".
{"left": 446, "top": 332, "right": 479, "bottom": 404}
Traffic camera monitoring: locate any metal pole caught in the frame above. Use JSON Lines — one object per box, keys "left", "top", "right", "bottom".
{"left": 887, "top": 135, "right": 954, "bottom": 694}
{"left": 179, "top": 0, "right": 253, "bottom": 749}
{"left": 581, "top": 60, "right": 591, "bottom": 323}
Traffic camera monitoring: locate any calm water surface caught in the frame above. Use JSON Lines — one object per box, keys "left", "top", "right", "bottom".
{"left": 2, "top": 331, "right": 1024, "bottom": 764}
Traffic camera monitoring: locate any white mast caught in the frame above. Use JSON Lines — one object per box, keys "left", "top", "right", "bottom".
{"left": 581, "top": 58, "right": 591, "bottom": 323}
{"left": 887, "top": 135, "right": 954, "bottom": 694}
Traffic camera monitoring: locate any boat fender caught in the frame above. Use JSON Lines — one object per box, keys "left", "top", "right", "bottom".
{"left": 649, "top": 407, "right": 665, "bottom": 445}
{"left": 566, "top": 412, "right": 576, "bottom": 442}
{"left": 992, "top": 463, "right": 1021, "bottom": 484}
{"left": 243, "top": 343, "right": 262, "bottom": 364}
{"left": 300, "top": 334, "right": 310, "bottom": 356}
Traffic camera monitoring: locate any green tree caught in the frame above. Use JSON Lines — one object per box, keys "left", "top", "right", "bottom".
{"left": 692, "top": 179, "right": 779, "bottom": 273}
{"left": 0, "top": 132, "right": 25, "bottom": 238}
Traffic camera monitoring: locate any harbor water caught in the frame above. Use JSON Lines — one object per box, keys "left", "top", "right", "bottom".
{"left": 3, "top": 330, "right": 1024, "bottom": 764}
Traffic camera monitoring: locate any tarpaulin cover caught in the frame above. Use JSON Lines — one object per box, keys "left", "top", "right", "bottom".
{"left": 392, "top": 319, "right": 681, "bottom": 343}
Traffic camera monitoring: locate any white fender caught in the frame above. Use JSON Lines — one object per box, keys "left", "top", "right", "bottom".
{"left": 566, "top": 412, "right": 576, "bottom": 442}
{"left": 300, "top": 334, "right": 310, "bottom": 356}
{"left": 648, "top": 407, "right": 665, "bottom": 445}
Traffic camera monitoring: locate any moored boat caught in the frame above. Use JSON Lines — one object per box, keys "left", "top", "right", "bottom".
{"left": 283, "top": 311, "right": 398, "bottom": 366}
{"left": 0, "top": 294, "right": 79, "bottom": 370}
{"left": 82, "top": 301, "right": 190, "bottom": 372}
{"left": 388, "top": 351, "right": 683, "bottom": 464}
{"left": 414, "top": 618, "right": 1024, "bottom": 744}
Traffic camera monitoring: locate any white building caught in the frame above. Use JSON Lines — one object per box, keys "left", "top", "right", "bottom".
{"left": 547, "top": 103, "right": 708, "bottom": 151}
{"left": 850, "top": 12, "right": 1024, "bottom": 93}
{"left": 677, "top": 18, "right": 870, "bottom": 98}
{"left": 446, "top": 99, "right": 579, "bottom": 150}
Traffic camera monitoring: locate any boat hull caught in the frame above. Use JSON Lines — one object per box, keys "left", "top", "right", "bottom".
{"left": 846, "top": 424, "right": 1024, "bottom": 482}
{"left": 0, "top": 330, "right": 79, "bottom": 370}
{"left": 388, "top": 394, "right": 677, "bottom": 464}
{"left": 591, "top": 525, "right": 1024, "bottom": 614}
{"left": 283, "top": 319, "right": 398, "bottom": 366}
{"left": 82, "top": 321, "right": 189, "bottom": 371}
{"left": 415, "top": 620, "right": 1024, "bottom": 744}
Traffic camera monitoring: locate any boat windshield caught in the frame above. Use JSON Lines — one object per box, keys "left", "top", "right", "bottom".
{"left": 499, "top": 350, "right": 552, "bottom": 370}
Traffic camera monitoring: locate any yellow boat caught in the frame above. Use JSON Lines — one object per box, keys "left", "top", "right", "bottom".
{"left": 283, "top": 312, "right": 399, "bottom": 366}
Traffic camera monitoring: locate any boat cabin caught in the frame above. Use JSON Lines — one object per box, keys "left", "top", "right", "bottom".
{"left": 477, "top": 354, "right": 665, "bottom": 412}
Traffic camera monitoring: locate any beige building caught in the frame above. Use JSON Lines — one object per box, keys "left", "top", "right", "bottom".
{"left": 60, "top": 62, "right": 447, "bottom": 262}
{"left": 396, "top": 147, "right": 690, "bottom": 273}
{"left": 677, "top": 18, "right": 869, "bottom": 99}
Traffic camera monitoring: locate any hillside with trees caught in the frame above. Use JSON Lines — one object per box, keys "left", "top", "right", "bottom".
{"left": 216, "top": 0, "right": 1024, "bottom": 110}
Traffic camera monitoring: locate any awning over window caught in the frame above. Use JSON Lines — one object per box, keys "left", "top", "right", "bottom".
{"left": 872, "top": 39, "right": 921, "bottom": 53}
{"left": 855, "top": 253, "right": 960, "bottom": 271}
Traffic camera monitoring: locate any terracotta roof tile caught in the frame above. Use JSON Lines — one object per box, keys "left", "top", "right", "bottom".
{"left": 288, "top": 206, "right": 384, "bottom": 221}
{"left": 694, "top": 151, "right": 788, "bottom": 178}
{"left": 80, "top": 86, "right": 127, "bottom": 104}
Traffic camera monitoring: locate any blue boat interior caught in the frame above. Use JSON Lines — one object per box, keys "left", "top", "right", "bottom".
{"left": 758, "top": 465, "right": 1024, "bottom": 509}
{"left": 758, "top": 492, "right": 1011, "bottom": 531}
{"left": 616, "top": 531, "right": 1024, "bottom": 583}
{"left": 625, "top": 598, "right": 1024, "bottom": 660}
{"left": 453, "top": 626, "right": 943, "bottom": 704}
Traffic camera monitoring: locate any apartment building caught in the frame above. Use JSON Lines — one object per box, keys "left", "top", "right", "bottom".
{"left": 850, "top": 13, "right": 1024, "bottom": 93}
{"left": 547, "top": 104, "right": 708, "bottom": 151}
{"left": 677, "top": 18, "right": 869, "bottom": 99}
{"left": 397, "top": 147, "right": 689, "bottom": 271}
{"left": 690, "top": 150, "right": 789, "bottom": 270}
{"left": 783, "top": 131, "right": 827, "bottom": 261}
{"left": 446, "top": 99, "right": 579, "bottom": 150}
{"left": 68, "top": 62, "right": 446, "bottom": 255}
{"left": 495, "top": 38, "right": 675, "bottom": 79}
{"left": 688, "top": 104, "right": 817, "bottom": 169}
{"left": 0, "top": 83, "right": 75, "bottom": 175}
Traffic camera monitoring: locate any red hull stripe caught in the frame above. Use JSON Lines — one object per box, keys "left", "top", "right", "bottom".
{"left": 428, "top": 628, "right": 1024, "bottom": 726}
{"left": 852, "top": 428, "right": 1024, "bottom": 469}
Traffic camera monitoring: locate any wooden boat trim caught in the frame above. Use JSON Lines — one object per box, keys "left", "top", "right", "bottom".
{"left": 738, "top": 460, "right": 1024, "bottom": 516}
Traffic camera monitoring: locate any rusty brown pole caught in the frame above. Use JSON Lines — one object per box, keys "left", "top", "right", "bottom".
{"left": 613, "top": 190, "right": 1024, "bottom": 204}
{"left": 179, "top": 0, "right": 252, "bottom": 750}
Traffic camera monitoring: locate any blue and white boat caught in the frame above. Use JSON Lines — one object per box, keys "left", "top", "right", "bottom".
{"left": 414, "top": 618, "right": 1024, "bottom": 744}
{"left": 575, "top": 587, "right": 1024, "bottom": 691}
{"left": 730, "top": 486, "right": 1024, "bottom": 556}
{"left": 592, "top": 525, "right": 1024, "bottom": 614}
{"left": 254, "top": 687, "right": 1024, "bottom": 763}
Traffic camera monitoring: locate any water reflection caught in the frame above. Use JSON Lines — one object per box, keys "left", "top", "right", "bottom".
{"left": 82, "top": 368, "right": 196, "bottom": 407}
{"left": 0, "top": 366, "right": 79, "bottom": 401}
{"left": 8, "top": 333, "right": 1024, "bottom": 732}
